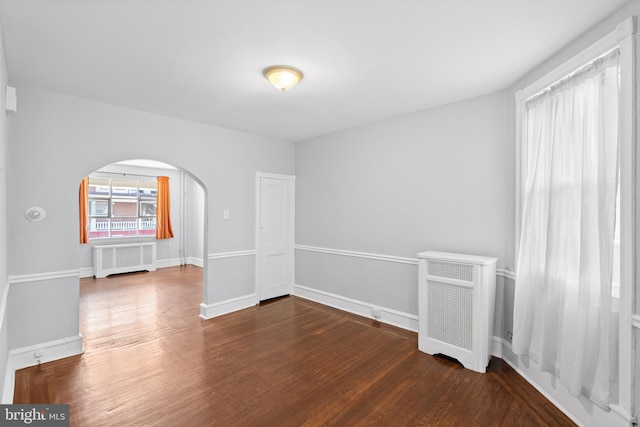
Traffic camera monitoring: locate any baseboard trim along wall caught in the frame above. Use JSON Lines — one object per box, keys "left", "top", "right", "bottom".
{"left": 293, "top": 284, "right": 507, "bottom": 361}
{"left": 10, "top": 334, "right": 84, "bottom": 371}
{"left": 500, "top": 341, "right": 632, "bottom": 427}
{"left": 187, "top": 257, "right": 203, "bottom": 268}
{"left": 78, "top": 267, "right": 93, "bottom": 279}
{"left": 79, "top": 256, "right": 205, "bottom": 279}
{"left": 200, "top": 294, "right": 257, "bottom": 320}
{"left": 491, "top": 336, "right": 506, "bottom": 359}
{"left": 2, "top": 334, "right": 84, "bottom": 404}
{"left": 293, "top": 284, "right": 419, "bottom": 332}
{"left": 156, "top": 258, "right": 181, "bottom": 269}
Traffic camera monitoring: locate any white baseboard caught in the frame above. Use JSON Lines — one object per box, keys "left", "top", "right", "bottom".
{"left": 156, "top": 258, "right": 181, "bottom": 269}
{"left": 187, "top": 257, "right": 203, "bottom": 268}
{"left": 293, "top": 284, "right": 418, "bottom": 332}
{"left": 200, "top": 294, "right": 257, "bottom": 320}
{"left": 79, "top": 267, "right": 93, "bottom": 278}
{"left": 499, "top": 340, "right": 631, "bottom": 427}
{"left": 3, "top": 334, "right": 84, "bottom": 404}
{"left": 10, "top": 334, "right": 84, "bottom": 371}
{"left": 491, "top": 336, "right": 506, "bottom": 359}
{"left": 80, "top": 258, "right": 188, "bottom": 279}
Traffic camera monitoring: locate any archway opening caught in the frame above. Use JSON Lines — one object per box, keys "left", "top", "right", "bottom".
{"left": 78, "top": 158, "right": 208, "bottom": 311}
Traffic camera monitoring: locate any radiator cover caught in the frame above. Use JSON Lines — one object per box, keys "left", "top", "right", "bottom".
{"left": 417, "top": 251, "right": 497, "bottom": 373}
{"left": 93, "top": 242, "right": 157, "bottom": 278}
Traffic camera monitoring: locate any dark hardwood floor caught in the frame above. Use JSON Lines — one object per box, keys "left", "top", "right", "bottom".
{"left": 14, "top": 265, "right": 575, "bottom": 426}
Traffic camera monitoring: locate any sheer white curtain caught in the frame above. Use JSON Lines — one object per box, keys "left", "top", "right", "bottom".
{"left": 513, "top": 49, "right": 620, "bottom": 407}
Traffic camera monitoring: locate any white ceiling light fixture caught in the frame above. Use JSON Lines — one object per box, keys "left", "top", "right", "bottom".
{"left": 263, "top": 65, "right": 304, "bottom": 92}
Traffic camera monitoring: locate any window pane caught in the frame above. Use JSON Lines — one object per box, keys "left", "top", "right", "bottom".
{"left": 86, "top": 174, "right": 159, "bottom": 240}
{"left": 139, "top": 218, "right": 156, "bottom": 236}
{"left": 112, "top": 199, "right": 138, "bottom": 217}
{"left": 88, "top": 177, "right": 110, "bottom": 197}
{"left": 88, "top": 218, "right": 110, "bottom": 239}
{"left": 89, "top": 199, "right": 109, "bottom": 217}
{"left": 139, "top": 179, "right": 157, "bottom": 198}
{"left": 111, "top": 178, "right": 138, "bottom": 197}
{"left": 140, "top": 201, "right": 156, "bottom": 217}
{"left": 110, "top": 217, "right": 139, "bottom": 237}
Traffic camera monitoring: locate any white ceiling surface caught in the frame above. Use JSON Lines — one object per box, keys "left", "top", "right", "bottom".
{"left": 0, "top": 1, "right": 630, "bottom": 142}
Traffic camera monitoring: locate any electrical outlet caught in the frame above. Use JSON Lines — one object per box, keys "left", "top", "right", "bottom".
{"left": 506, "top": 331, "right": 513, "bottom": 341}
{"left": 371, "top": 307, "right": 381, "bottom": 320}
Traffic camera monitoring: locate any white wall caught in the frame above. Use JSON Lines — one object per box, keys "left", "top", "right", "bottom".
{"left": 186, "top": 174, "right": 205, "bottom": 264}
{"left": 0, "top": 17, "right": 10, "bottom": 402}
{"left": 295, "top": 91, "right": 509, "bottom": 319}
{"left": 6, "top": 87, "right": 295, "bottom": 350}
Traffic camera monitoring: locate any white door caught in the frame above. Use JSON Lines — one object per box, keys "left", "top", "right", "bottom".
{"left": 256, "top": 173, "right": 294, "bottom": 301}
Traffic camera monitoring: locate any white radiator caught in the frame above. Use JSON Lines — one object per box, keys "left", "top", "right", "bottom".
{"left": 417, "top": 251, "right": 497, "bottom": 373}
{"left": 93, "top": 242, "right": 157, "bottom": 278}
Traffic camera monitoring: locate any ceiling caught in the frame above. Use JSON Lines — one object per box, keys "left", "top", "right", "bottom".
{"left": 0, "top": 0, "right": 630, "bottom": 142}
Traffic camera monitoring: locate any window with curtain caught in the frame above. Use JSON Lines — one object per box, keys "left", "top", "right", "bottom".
{"left": 512, "top": 48, "right": 620, "bottom": 407}
{"left": 85, "top": 175, "right": 158, "bottom": 239}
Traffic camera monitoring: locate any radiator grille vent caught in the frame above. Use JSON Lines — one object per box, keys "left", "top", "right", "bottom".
{"left": 102, "top": 248, "right": 114, "bottom": 270}
{"left": 142, "top": 247, "right": 154, "bottom": 265}
{"left": 427, "top": 281, "right": 473, "bottom": 350}
{"left": 116, "top": 246, "right": 144, "bottom": 268}
{"left": 93, "top": 243, "right": 157, "bottom": 278}
{"left": 427, "top": 260, "right": 473, "bottom": 281}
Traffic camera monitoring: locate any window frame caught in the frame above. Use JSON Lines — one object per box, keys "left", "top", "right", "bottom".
{"left": 88, "top": 175, "right": 158, "bottom": 240}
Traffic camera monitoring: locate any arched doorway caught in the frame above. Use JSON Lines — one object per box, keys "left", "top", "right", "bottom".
{"left": 79, "top": 158, "right": 208, "bottom": 310}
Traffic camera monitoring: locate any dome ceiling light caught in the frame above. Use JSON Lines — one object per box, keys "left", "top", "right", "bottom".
{"left": 263, "top": 65, "right": 304, "bottom": 92}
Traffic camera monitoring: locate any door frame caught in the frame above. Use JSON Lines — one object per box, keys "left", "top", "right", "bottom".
{"left": 254, "top": 172, "right": 295, "bottom": 302}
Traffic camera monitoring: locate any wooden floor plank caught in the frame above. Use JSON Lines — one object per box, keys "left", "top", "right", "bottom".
{"left": 13, "top": 265, "right": 575, "bottom": 426}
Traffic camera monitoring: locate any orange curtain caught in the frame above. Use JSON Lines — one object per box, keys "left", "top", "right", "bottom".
{"left": 156, "top": 176, "right": 174, "bottom": 239}
{"left": 79, "top": 176, "right": 89, "bottom": 244}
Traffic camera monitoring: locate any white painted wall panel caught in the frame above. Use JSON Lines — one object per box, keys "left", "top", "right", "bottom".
{"left": 208, "top": 254, "right": 255, "bottom": 301}
{"left": 295, "top": 249, "right": 418, "bottom": 316}
{"left": 8, "top": 276, "right": 79, "bottom": 350}
{"left": 295, "top": 92, "right": 508, "bottom": 317}
{"left": 186, "top": 176, "right": 205, "bottom": 262}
